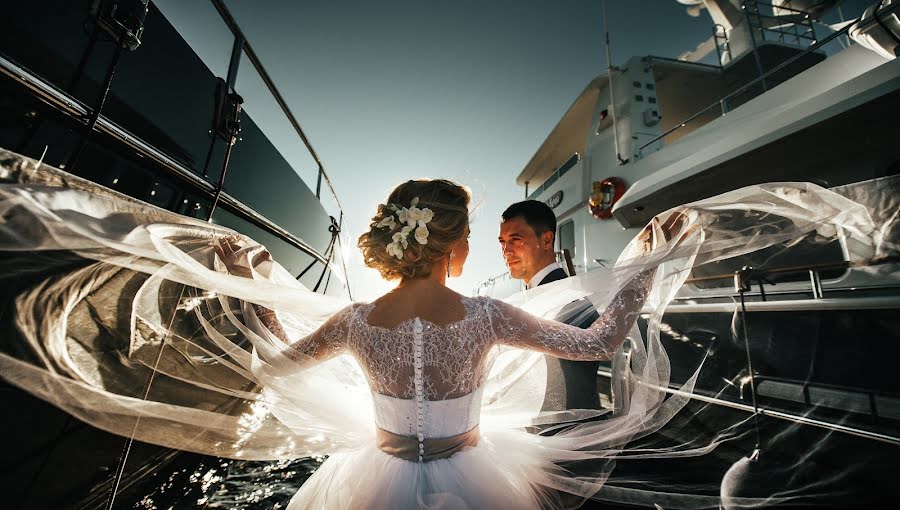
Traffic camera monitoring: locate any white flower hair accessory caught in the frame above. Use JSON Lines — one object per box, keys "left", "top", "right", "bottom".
{"left": 375, "top": 215, "right": 396, "bottom": 231}
{"left": 380, "top": 197, "right": 434, "bottom": 259}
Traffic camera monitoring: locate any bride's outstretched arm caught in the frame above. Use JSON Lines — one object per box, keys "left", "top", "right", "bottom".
{"left": 487, "top": 270, "right": 655, "bottom": 361}
{"left": 263, "top": 305, "right": 351, "bottom": 363}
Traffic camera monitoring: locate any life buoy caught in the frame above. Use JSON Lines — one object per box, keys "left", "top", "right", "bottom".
{"left": 589, "top": 177, "right": 625, "bottom": 219}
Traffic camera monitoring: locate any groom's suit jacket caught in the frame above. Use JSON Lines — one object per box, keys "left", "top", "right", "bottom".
{"left": 538, "top": 268, "right": 602, "bottom": 411}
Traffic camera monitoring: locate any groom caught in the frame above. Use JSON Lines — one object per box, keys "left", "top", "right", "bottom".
{"left": 498, "top": 200, "right": 601, "bottom": 412}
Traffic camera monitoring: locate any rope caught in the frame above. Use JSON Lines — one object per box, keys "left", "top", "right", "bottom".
{"left": 104, "top": 284, "right": 188, "bottom": 510}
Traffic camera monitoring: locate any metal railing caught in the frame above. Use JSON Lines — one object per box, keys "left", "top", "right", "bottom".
{"left": 474, "top": 271, "right": 515, "bottom": 295}
{"left": 685, "top": 255, "right": 900, "bottom": 299}
{"left": 637, "top": 0, "right": 900, "bottom": 156}
{"left": 526, "top": 152, "right": 579, "bottom": 200}
{"left": 597, "top": 366, "right": 900, "bottom": 446}
{"left": 0, "top": 1, "right": 353, "bottom": 288}
{"left": 745, "top": 0, "right": 818, "bottom": 48}
{"left": 206, "top": 0, "right": 351, "bottom": 294}
{"left": 208, "top": 0, "right": 343, "bottom": 213}
{"left": 0, "top": 54, "right": 332, "bottom": 267}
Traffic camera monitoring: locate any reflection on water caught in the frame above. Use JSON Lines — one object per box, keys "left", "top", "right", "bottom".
{"left": 127, "top": 455, "right": 325, "bottom": 509}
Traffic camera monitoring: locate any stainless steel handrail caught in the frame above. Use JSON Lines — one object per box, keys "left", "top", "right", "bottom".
{"left": 653, "top": 295, "right": 900, "bottom": 314}
{"left": 208, "top": 0, "right": 344, "bottom": 211}
{"left": 596, "top": 367, "right": 900, "bottom": 445}
{"left": 684, "top": 255, "right": 900, "bottom": 285}
{"left": 0, "top": 53, "right": 331, "bottom": 267}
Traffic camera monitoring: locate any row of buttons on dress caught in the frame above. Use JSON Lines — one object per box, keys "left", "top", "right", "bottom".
{"left": 413, "top": 318, "right": 425, "bottom": 462}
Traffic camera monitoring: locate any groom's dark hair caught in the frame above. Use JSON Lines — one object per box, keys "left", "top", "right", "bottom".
{"left": 502, "top": 200, "right": 556, "bottom": 242}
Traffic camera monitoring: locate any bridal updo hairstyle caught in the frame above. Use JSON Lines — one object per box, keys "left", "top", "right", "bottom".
{"left": 358, "top": 179, "right": 470, "bottom": 280}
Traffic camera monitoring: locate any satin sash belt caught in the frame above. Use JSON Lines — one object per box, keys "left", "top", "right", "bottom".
{"left": 376, "top": 425, "right": 480, "bottom": 462}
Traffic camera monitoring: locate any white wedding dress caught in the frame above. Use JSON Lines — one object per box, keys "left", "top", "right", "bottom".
{"left": 0, "top": 150, "right": 891, "bottom": 509}
{"left": 285, "top": 293, "right": 645, "bottom": 509}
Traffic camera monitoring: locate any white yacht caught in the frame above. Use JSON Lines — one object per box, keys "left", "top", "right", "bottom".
{"left": 482, "top": 0, "right": 898, "bottom": 296}
{"left": 479, "top": 1, "right": 900, "bottom": 506}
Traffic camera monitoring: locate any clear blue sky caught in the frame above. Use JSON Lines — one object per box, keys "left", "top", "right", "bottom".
{"left": 159, "top": 0, "right": 868, "bottom": 300}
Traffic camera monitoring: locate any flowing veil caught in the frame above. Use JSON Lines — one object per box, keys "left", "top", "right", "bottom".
{"left": 0, "top": 150, "right": 894, "bottom": 508}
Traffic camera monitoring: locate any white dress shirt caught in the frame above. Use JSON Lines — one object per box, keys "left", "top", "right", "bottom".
{"left": 526, "top": 261, "right": 564, "bottom": 289}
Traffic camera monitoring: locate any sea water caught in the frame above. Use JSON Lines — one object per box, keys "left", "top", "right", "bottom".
{"left": 121, "top": 454, "right": 324, "bottom": 509}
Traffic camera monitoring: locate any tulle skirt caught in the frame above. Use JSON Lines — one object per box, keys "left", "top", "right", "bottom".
{"left": 288, "top": 427, "right": 561, "bottom": 510}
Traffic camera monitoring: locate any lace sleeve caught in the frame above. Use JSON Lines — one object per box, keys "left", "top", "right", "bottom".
{"left": 487, "top": 270, "right": 654, "bottom": 361}
{"left": 253, "top": 304, "right": 351, "bottom": 362}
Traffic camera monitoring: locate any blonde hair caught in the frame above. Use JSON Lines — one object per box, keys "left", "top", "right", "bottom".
{"left": 358, "top": 179, "right": 470, "bottom": 280}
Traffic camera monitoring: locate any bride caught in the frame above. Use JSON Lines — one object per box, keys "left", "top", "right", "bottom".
{"left": 0, "top": 166, "right": 880, "bottom": 508}
{"left": 219, "top": 178, "right": 665, "bottom": 508}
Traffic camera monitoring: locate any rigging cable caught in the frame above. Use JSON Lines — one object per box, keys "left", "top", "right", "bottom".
{"left": 104, "top": 285, "right": 188, "bottom": 510}
{"left": 333, "top": 212, "right": 353, "bottom": 299}
{"left": 736, "top": 266, "right": 763, "bottom": 460}
{"left": 206, "top": 117, "right": 240, "bottom": 221}
{"left": 601, "top": 0, "right": 626, "bottom": 165}
{"left": 206, "top": 34, "right": 245, "bottom": 220}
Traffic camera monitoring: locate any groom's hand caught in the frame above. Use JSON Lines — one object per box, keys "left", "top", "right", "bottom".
{"left": 638, "top": 208, "right": 692, "bottom": 253}
{"left": 658, "top": 208, "right": 691, "bottom": 241}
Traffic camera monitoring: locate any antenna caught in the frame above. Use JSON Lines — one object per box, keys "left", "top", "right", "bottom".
{"left": 602, "top": 0, "right": 626, "bottom": 165}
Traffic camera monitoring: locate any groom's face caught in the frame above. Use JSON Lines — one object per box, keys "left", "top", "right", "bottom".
{"left": 498, "top": 217, "right": 554, "bottom": 282}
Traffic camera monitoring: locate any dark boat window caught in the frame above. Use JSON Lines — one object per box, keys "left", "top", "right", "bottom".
{"left": 0, "top": 13, "right": 335, "bottom": 277}
{"left": 2, "top": 0, "right": 350, "bottom": 302}
{"left": 558, "top": 153, "right": 579, "bottom": 177}
{"left": 155, "top": 1, "right": 235, "bottom": 78}
{"left": 100, "top": 3, "right": 221, "bottom": 176}
{"left": 0, "top": 79, "right": 81, "bottom": 168}
{"left": 0, "top": 76, "right": 216, "bottom": 221}
{"left": 636, "top": 314, "right": 735, "bottom": 398}
{"left": 234, "top": 49, "right": 322, "bottom": 200}
{"left": 1, "top": 2, "right": 98, "bottom": 103}
{"left": 544, "top": 172, "right": 558, "bottom": 189}
{"left": 221, "top": 112, "right": 331, "bottom": 255}
{"left": 558, "top": 220, "right": 575, "bottom": 257}
{"left": 1, "top": 2, "right": 224, "bottom": 176}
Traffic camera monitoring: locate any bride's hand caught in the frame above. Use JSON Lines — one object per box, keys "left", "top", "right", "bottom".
{"left": 214, "top": 235, "right": 272, "bottom": 278}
